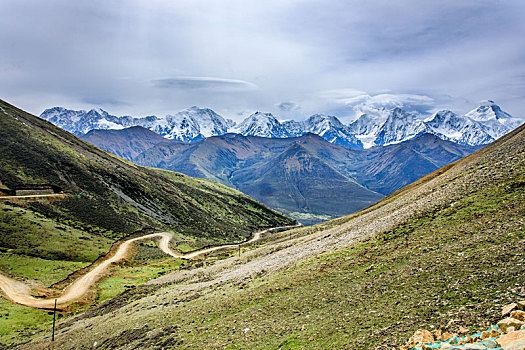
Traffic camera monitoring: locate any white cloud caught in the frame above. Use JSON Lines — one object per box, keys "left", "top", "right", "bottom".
{"left": 152, "top": 77, "right": 258, "bottom": 91}
{"left": 0, "top": 1, "right": 523, "bottom": 119}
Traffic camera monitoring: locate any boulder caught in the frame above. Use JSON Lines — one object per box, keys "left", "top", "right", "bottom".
{"left": 481, "top": 340, "right": 499, "bottom": 348}
{"left": 480, "top": 331, "right": 491, "bottom": 340}
{"left": 405, "top": 329, "right": 434, "bottom": 348}
{"left": 510, "top": 310, "right": 525, "bottom": 322}
{"left": 497, "top": 317, "right": 524, "bottom": 333}
{"left": 442, "top": 331, "right": 456, "bottom": 341}
{"left": 502, "top": 303, "right": 519, "bottom": 317}
{"left": 459, "top": 326, "right": 469, "bottom": 334}
{"left": 489, "top": 328, "right": 500, "bottom": 338}
{"left": 496, "top": 329, "right": 525, "bottom": 348}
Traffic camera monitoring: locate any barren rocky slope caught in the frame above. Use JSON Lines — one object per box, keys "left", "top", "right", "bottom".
{"left": 20, "top": 123, "right": 524, "bottom": 349}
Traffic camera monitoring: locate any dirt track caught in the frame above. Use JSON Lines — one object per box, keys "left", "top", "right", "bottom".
{"left": 0, "top": 226, "right": 298, "bottom": 309}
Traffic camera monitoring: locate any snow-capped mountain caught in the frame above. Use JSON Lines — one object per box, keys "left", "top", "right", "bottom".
{"left": 463, "top": 100, "right": 522, "bottom": 139}
{"left": 40, "top": 101, "right": 522, "bottom": 149}
{"left": 347, "top": 102, "right": 521, "bottom": 147}
{"left": 234, "top": 112, "right": 289, "bottom": 138}
{"left": 348, "top": 113, "right": 386, "bottom": 148}
{"left": 424, "top": 110, "right": 494, "bottom": 146}
{"left": 151, "top": 107, "right": 230, "bottom": 142}
{"left": 299, "top": 114, "right": 362, "bottom": 148}
{"left": 40, "top": 106, "right": 230, "bottom": 142}
{"left": 373, "top": 108, "right": 427, "bottom": 146}
{"left": 39, "top": 107, "right": 158, "bottom": 135}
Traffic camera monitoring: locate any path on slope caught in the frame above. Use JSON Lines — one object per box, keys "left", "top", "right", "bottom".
{"left": 0, "top": 226, "right": 298, "bottom": 309}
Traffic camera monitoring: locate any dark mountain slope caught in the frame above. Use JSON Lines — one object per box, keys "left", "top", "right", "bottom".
{"left": 0, "top": 99, "right": 295, "bottom": 244}
{"left": 79, "top": 126, "right": 180, "bottom": 161}
{"left": 232, "top": 142, "right": 382, "bottom": 223}
{"left": 80, "top": 128, "right": 480, "bottom": 224}
{"left": 24, "top": 113, "right": 525, "bottom": 350}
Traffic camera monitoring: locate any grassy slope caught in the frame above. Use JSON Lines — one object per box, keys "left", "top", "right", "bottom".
{"left": 0, "top": 99, "right": 295, "bottom": 246}
{"left": 22, "top": 123, "right": 524, "bottom": 349}
{"left": 0, "top": 99, "right": 293, "bottom": 345}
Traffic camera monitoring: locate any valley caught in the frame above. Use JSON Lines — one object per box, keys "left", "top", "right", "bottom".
{"left": 3, "top": 105, "right": 522, "bottom": 349}
{"left": 3, "top": 2, "right": 525, "bottom": 349}
{"left": 84, "top": 130, "right": 480, "bottom": 224}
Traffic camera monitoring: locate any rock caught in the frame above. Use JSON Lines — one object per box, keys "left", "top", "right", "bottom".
{"left": 481, "top": 340, "right": 499, "bottom": 348}
{"left": 507, "top": 326, "right": 516, "bottom": 333}
{"left": 518, "top": 301, "right": 525, "bottom": 310}
{"left": 446, "top": 319, "right": 460, "bottom": 328}
{"left": 489, "top": 328, "right": 500, "bottom": 338}
{"left": 448, "top": 336, "right": 460, "bottom": 345}
{"left": 440, "top": 343, "right": 453, "bottom": 349}
{"left": 502, "top": 303, "right": 519, "bottom": 317}
{"left": 480, "top": 331, "right": 491, "bottom": 340}
{"left": 442, "top": 331, "right": 455, "bottom": 341}
{"left": 496, "top": 330, "right": 525, "bottom": 348}
{"left": 406, "top": 329, "right": 434, "bottom": 348}
{"left": 459, "top": 326, "right": 469, "bottom": 334}
{"left": 511, "top": 310, "right": 525, "bottom": 322}
{"left": 497, "top": 317, "right": 524, "bottom": 333}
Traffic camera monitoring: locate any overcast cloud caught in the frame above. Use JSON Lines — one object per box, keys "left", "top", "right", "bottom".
{"left": 0, "top": 0, "right": 524, "bottom": 121}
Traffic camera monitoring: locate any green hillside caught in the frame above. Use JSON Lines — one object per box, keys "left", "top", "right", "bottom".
{"left": 20, "top": 122, "right": 524, "bottom": 349}
{"left": 0, "top": 99, "right": 295, "bottom": 246}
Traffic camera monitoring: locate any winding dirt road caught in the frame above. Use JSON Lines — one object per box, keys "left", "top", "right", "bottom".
{"left": 0, "top": 225, "right": 298, "bottom": 309}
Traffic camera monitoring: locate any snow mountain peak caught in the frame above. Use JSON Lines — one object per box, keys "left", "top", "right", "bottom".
{"left": 39, "top": 101, "right": 521, "bottom": 148}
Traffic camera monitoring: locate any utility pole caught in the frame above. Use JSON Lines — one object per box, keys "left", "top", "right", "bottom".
{"left": 52, "top": 299, "right": 57, "bottom": 342}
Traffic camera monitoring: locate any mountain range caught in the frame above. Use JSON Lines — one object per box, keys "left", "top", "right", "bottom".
{"left": 81, "top": 129, "right": 480, "bottom": 224}
{"left": 40, "top": 101, "right": 522, "bottom": 148}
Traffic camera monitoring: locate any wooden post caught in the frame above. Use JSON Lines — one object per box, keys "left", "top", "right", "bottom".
{"left": 238, "top": 246, "right": 241, "bottom": 257}
{"left": 52, "top": 299, "right": 57, "bottom": 341}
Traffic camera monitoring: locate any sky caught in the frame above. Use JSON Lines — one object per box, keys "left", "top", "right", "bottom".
{"left": 1, "top": 0, "right": 524, "bottom": 122}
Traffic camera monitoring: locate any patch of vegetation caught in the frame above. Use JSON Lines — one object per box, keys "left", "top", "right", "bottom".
{"left": 0, "top": 298, "right": 55, "bottom": 345}
{"left": 286, "top": 211, "right": 335, "bottom": 225}
{"left": 0, "top": 252, "right": 89, "bottom": 287}
{"left": 0, "top": 204, "right": 113, "bottom": 263}
{"left": 96, "top": 244, "right": 186, "bottom": 303}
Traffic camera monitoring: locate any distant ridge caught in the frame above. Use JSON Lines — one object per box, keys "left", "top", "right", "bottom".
{"left": 119, "top": 131, "right": 478, "bottom": 224}
{"left": 40, "top": 101, "right": 522, "bottom": 147}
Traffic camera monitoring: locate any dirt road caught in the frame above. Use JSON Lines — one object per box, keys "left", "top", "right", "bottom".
{"left": 0, "top": 225, "right": 298, "bottom": 309}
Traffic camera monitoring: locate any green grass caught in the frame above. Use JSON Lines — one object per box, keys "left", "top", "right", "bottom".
{"left": 0, "top": 252, "right": 89, "bottom": 287}
{"left": 0, "top": 204, "right": 113, "bottom": 263}
{"left": 0, "top": 298, "right": 54, "bottom": 344}
{"left": 96, "top": 257, "right": 185, "bottom": 303}
{"left": 96, "top": 243, "right": 186, "bottom": 303}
